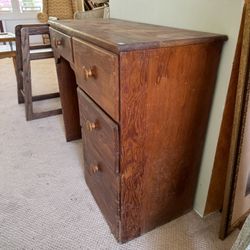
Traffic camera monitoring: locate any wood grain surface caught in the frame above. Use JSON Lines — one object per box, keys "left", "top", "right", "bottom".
{"left": 49, "top": 19, "right": 227, "bottom": 54}
{"left": 78, "top": 89, "right": 120, "bottom": 237}
{"left": 73, "top": 38, "right": 119, "bottom": 122}
{"left": 77, "top": 88, "right": 119, "bottom": 174}
{"left": 50, "top": 28, "right": 74, "bottom": 63}
{"left": 16, "top": 24, "right": 51, "bottom": 104}
{"left": 50, "top": 18, "right": 226, "bottom": 243}
{"left": 56, "top": 57, "right": 81, "bottom": 141}
{"left": 119, "top": 42, "right": 223, "bottom": 242}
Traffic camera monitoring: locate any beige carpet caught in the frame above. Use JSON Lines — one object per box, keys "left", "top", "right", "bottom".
{"left": 0, "top": 58, "right": 239, "bottom": 250}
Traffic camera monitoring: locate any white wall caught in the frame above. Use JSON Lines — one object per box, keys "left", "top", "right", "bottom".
{"left": 1, "top": 13, "right": 39, "bottom": 33}
{"left": 110, "top": 0, "right": 244, "bottom": 215}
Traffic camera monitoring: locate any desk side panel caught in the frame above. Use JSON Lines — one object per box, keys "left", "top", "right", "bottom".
{"left": 119, "top": 41, "right": 223, "bottom": 242}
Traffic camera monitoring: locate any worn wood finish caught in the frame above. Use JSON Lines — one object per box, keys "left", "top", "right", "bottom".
{"left": 30, "top": 50, "right": 54, "bottom": 60}
{"left": 49, "top": 19, "right": 227, "bottom": 54}
{"left": 15, "top": 24, "right": 55, "bottom": 104}
{"left": 21, "top": 27, "right": 34, "bottom": 120}
{"left": 15, "top": 24, "right": 62, "bottom": 120}
{"left": 77, "top": 88, "right": 119, "bottom": 173}
{"left": 0, "top": 50, "right": 16, "bottom": 59}
{"left": 50, "top": 28, "right": 74, "bottom": 63}
{"left": 15, "top": 25, "right": 25, "bottom": 104}
{"left": 78, "top": 89, "right": 120, "bottom": 236}
{"left": 0, "top": 33, "right": 16, "bottom": 43}
{"left": 49, "top": 19, "right": 227, "bottom": 243}
{"left": 73, "top": 38, "right": 119, "bottom": 121}
{"left": 27, "top": 92, "right": 60, "bottom": 102}
{"left": 119, "top": 42, "right": 223, "bottom": 242}
{"left": 56, "top": 57, "right": 81, "bottom": 141}
{"left": 83, "top": 134, "right": 120, "bottom": 237}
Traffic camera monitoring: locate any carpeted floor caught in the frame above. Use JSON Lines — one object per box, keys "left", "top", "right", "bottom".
{"left": 0, "top": 58, "right": 239, "bottom": 249}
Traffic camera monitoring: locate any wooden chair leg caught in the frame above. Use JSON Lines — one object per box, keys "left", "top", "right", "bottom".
{"left": 21, "top": 28, "right": 35, "bottom": 121}
{"left": 12, "top": 56, "right": 24, "bottom": 104}
{"left": 17, "top": 72, "right": 25, "bottom": 104}
{"left": 15, "top": 26, "right": 25, "bottom": 104}
{"left": 22, "top": 57, "right": 33, "bottom": 121}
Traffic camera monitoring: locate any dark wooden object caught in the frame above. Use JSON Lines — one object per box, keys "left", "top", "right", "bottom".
{"left": 0, "top": 20, "right": 4, "bottom": 32}
{"left": 56, "top": 57, "right": 81, "bottom": 141}
{"left": 78, "top": 88, "right": 120, "bottom": 236}
{"left": 0, "top": 20, "right": 6, "bottom": 45}
{"left": 49, "top": 18, "right": 227, "bottom": 243}
{"left": 73, "top": 38, "right": 119, "bottom": 121}
{"left": 205, "top": 5, "right": 246, "bottom": 216}
{"left": 15, "top": 24, "right": 62, "bottom": 121}
{"left": 219, "top": 2, "right": 250, "bottom": 239}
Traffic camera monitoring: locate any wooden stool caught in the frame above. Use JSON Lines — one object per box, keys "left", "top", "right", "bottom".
{"left": 15, "top": 24, "right": 62, "bottom": 121}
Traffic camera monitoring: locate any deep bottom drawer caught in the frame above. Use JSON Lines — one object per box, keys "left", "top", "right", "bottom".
{"left": 83, "top": 129, "right": 120, "bottom": 237}
{"left": 77, "top": 88, "right": 120, "bottom": 237}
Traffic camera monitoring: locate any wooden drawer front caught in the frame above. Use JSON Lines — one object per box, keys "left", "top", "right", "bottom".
{"left": 49, "top": 28, "right": 73, "bottom": 63}
{"left": 73, "top": 38, "right": 119, "bottom": 122}
{"left": 77, "top": 87, "right": 119, "bottom": 174}
{"left": 83, "top": 134, "right": 120, "bottom": 236}
{"left": 77, "top": 88, "right": 120, "bottom": 235}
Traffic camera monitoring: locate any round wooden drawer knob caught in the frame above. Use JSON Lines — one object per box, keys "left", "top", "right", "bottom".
{"left": 90, "top": 164, "right": 99, "bottom": 174}
{"left": 54, "top": 39, "right": 62, "bottom": 48}
{"left": 86, "top": 120, "right": 96, "bottom": 132}
{"left": 82, "top": 66, "right": 96, "bottom": 80}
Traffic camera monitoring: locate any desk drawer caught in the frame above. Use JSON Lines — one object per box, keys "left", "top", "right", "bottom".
{"left": 78, "top": 88, "right": 120, "bottom": 236}
{"left": 77, "top": 87, "right": 119, "bottom": 174}
{"left": 83, "top": 137, "right": 120, "bottom": 237}
{"left": 49, "top": 28, "right": 73, "bottom": 63}
{"left": 83, "top": 138, "right": 119, "bottom": 237}
{"left": 73, "top": 38, "right": 119, "bottom": 122}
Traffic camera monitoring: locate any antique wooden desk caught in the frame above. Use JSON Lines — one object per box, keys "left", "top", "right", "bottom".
{"left": 49, "top": 18, "right": 227, "bottom": 243}
{"left": 0, "top": 32, "right": 16, "bottom": 67}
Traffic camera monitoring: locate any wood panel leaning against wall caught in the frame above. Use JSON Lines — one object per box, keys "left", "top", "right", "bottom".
{"left": 205, "top": 1, "right": 245, "bottom": 216}
{"left": 204, "top": 0, "right": 250, "bottom": 239}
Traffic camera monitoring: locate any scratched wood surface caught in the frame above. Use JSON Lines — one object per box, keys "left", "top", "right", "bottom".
{"left": 78, "top": 89, "right": 120, "bottom": 238}
{"left": 77, "top": 88, "right": 120, "bottom": 174}
{"left": 73, "top": 38, "right": 119, "bottom": 122}
{"left": 119, "top": 42, "right": 223, "bottom": 242}
{"left": 50, "top": 18, "right": 227, "bottom": 243}
{"left": 50, "top": 28, "right": 74, "bottom": 63}
{"left": 49, "top": 18, "right": 227, "bottom": 54}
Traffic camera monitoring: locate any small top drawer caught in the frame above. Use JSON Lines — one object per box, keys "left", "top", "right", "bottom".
{"left": 49, "top": 27, "right": 73, "bottom": 63}
{"left": 73, "top": 38, "right": 119, "bottom": 122}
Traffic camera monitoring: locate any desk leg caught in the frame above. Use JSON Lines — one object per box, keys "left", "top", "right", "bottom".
{"left": 56, "top": 57, "right": 81, "bottom": 141}
{"left": 9, "top": 41, "right": 13, "bottom": 51}
{"left": 12, "top": 56, "right": 17, "bottom": 73}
